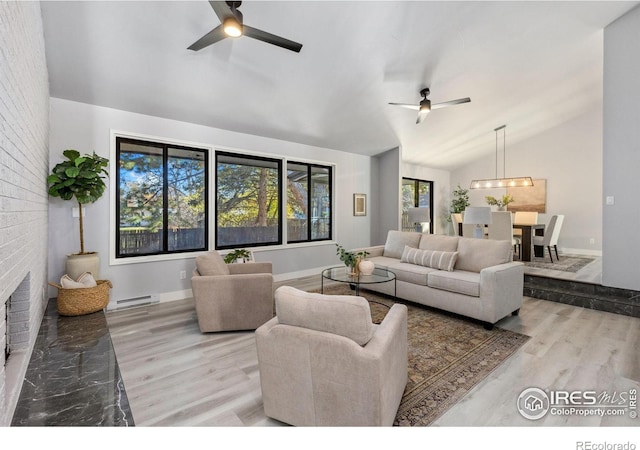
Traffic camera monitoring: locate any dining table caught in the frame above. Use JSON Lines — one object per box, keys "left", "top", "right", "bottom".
{"left": 513, "top": 223, "right": 545, "bottom": 261}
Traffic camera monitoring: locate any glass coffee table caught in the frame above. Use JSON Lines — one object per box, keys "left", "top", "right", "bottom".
{"left": 321, "top": 266, "right": 396, "bottom": 301}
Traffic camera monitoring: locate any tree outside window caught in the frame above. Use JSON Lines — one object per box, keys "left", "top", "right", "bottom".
{"left": 287, "top": 162, "right": 332, "bottom": 243}
{"left": 117, "top": 138, "right": 208, "bottom": 257}
{"left": 215, "top": 152, "right": 282, "bottom": 249}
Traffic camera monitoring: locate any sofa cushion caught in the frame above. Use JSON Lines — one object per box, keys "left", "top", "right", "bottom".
{"left": 385, "top": 261, "right": 436, "bottom": 286}
{"left": 195, "top": 251, "right": 230, "bottom": 276}
{"left": 383, "top": 230, "right": 422, "bottom": 259}
{"left": 400, "top": 246, "right": 458, "bottom": 272}
{"left": 418, "top": 234, "right": 459, "bottom": 252}
{"left": 275, "top": 286, "right": 374, "bottom": 346}
{"left": 455, "top": 238, "right": 512, "bottom": 273}
{"left": 428, "top": 270, "right": 481, "bottom": 297}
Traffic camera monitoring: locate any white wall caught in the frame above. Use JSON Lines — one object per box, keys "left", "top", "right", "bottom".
{"left": 603, "top": 5, "right": 640, "bottom": 291}
{"left": 402, "top": 163, "right": 451, "bottom": 235}
{"left": 0, "top": 1, "right": 50, "bottom": 426}
{"left": 450, "top": 109, "right": 603, "bottom": 255}
{"left": 49, "top": 98, "right": 374, "bottom": 303}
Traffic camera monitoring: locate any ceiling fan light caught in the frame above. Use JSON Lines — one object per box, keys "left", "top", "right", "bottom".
{"left": 223, "top": 17, "right": 243, "bottom": 37}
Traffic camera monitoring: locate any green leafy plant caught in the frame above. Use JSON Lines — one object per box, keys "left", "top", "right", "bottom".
{"left": 335, "top": 244, "right": 369, "bottom": 270}
{"left": 223, "top": 248, "right": 252, "bottom": 264}
{"left": 485, "top": 194, "right": 514, "bottom": 208}
{"left": 47, "top": 149, "right": 109, "bottom": 255}
{"left": 449, "top": 184, "right": 470, "bottom": 221}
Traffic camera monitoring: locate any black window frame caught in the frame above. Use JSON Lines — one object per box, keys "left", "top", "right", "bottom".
{"left": 402, "top": 177, "right": 434, "bottom": 234}
{"left": 286, "top": 160, "right": 333, "bottom": 244}
{"left": 115, "top": 136, "right": 209, "bottom": 258}
{"left": 215, "top": 151, "right": 283, "bottom": 250}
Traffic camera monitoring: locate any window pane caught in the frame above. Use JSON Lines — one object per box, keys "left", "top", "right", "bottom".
{"left": 216, "top": 153, "right": 281, "bottom": 248}
{"left": 287, "top": 163, "right": 308, "bottom": 242}
{"left": 167, "top": 147, "right": 206, "bottom": 251}
{"left": 310, "top": 166, "right": 330, "bottom": 240}
{"left": 402, "top": 178, "right": 415, "bottom": 212}
{"left": 118, "top": 143, "right": 164, "bottom": 256}
{"left": 418, "top": 181, "right": 430, "bottom": 208}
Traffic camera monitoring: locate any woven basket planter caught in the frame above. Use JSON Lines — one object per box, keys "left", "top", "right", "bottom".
{"left": 48, "top": 280, "right": 112, "bottom": 316}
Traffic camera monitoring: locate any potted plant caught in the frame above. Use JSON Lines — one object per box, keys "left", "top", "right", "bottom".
{"left": 449, "top": 184, "right": 470, "bottom": 220}
{"left": 48, "top": 149, "right": 109, "bottom": 279}
{"left": 335, "top": 244, "right": 370, "bottom": 275}
{"left": 223, "top": 248, "right": 253, "bottom": 264}
{"left": 485, "top": 194, "right": 514, "bottom": 211}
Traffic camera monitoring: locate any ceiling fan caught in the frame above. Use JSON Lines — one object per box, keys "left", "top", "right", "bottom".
{"left": 389, "top": 88, "right": 471, "bottom": 124}
{"left": 188, "top": 1, "right": 303, "bottom": 53}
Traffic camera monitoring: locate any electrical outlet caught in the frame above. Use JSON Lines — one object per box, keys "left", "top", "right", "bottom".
{"left": 589, "top": 238, "right": 595, "bottom": 245}
{"left": 180, "top": 270, "right": 186, "bottom": 280}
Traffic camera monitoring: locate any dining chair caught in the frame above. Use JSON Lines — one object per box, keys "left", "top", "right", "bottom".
{"left": 451, "top": 213, "right": 463, "bottom": 236}
{"left": 532, "top": 215, "right": 565, "bottom": 262}
{"left": 487, "top": 211, "right": 521, "bottom": 259}
{"left": 513, "top": 211, "right": 539, "bottom": 239}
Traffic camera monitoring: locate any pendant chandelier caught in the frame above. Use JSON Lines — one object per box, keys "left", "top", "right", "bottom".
{"left": 470, "top": 125, "right": 533, "bottom": 189}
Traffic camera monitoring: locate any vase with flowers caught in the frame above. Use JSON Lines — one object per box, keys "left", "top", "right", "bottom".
{"left": 485, "top": 194, "right": 514, "bottom": 211}
{"left": 335, "top": 244, "right": 370, "bottom": 276}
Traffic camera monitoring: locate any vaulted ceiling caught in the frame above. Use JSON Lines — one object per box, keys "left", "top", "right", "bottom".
{"left": 40, "top": 1, "right": 639, "bottom": 170}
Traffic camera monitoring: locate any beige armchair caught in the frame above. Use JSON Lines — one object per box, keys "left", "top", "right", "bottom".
{"left": 256, "top": 286, "right": 408, "bottom": 426}
{"left": 191, "top": 251, "right": 274, "bottom": 333}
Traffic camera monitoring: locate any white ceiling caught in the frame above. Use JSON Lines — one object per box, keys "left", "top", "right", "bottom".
{"left": 40, "top": 1, "right": 639, "bottom": 171}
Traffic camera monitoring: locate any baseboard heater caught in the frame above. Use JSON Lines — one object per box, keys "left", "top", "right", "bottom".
{"left": 113, "top": 294, "right": 159, "bottom": 309}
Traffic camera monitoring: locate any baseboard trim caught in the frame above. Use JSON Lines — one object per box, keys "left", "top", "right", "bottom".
{"left": 559, "top": 247, "right": 602, "bottom": 257}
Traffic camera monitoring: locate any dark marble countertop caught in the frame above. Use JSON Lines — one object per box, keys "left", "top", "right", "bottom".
{"left": 11, "top": 300, "right": 134, "bottom": 426}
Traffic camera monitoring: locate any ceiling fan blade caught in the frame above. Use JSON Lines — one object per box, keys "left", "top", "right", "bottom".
{"left": 243, "top": 25, "right": 303, "bottom": 53}
{"left": 188, "top": 25, "right": 227, "bottom": 51}
{"left": 416, "top": 111, "right": 429, "bottom": 124}
{"left": 431, "top": 97, "right": 471, "bottom": 110}
{"left": 208, "top": 1, "right": 235, "bottom": 23}
{"left": 388, "top": 103, "right": 420, "bottom": 111}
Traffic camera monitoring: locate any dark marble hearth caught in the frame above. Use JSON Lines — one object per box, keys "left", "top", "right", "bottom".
{"left": 11, "top": 299, "right": 134, "bottom": 426}
{"left": 524, "top": 274, "right": 640, "bottom": 318}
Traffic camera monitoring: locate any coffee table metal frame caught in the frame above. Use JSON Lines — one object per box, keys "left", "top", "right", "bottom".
{"left": 321, "top": 266, "right": 397, "bottom": 301}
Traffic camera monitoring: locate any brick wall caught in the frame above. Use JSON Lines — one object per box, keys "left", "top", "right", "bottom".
{"left": 0, "top": 2, "right": 50, "bottom": 426}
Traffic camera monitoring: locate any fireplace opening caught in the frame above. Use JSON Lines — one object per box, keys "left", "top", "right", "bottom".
{"left": 4, "top": 297, "right": 9, "bottom": 364}
{"left": 3, "top": 273, "right": 30, "bottom": 366}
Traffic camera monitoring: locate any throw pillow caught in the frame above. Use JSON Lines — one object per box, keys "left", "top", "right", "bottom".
{"left": 383, "top": 230, "right": 422, "bottom": 259}
{"left": 76, "top": 272, "right": 97, "bottom": 287}
{"left": 61, "top": 274, "right": 88, "bottom": 289}
{"left": 400, "top": 245, "right": 458, "bottom": 272}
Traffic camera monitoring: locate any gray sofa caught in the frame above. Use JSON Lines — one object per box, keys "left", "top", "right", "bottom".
{"left": 355, "top": 230, "right": 524, "bottom": 327}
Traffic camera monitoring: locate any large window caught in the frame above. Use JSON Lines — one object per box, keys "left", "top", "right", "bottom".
{"left": 116, "top": 137, "right": 208, "bottom": 258}
{"left": 216, "top": 152, "right": 282, "bottom": 249}
{"left": 287, "top": 162, "right": 332, "bottom": 243}
{"left": 402, "top": 177, "right": 434, "bottom": 233}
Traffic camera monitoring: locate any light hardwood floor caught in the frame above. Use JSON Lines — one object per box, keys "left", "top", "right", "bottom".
{"left": 106, "top": 273, "right": 639, "bottom": 427}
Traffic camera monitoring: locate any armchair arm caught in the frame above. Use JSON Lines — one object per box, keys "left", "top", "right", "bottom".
{"left": 228, "top": 262, "right": 272, "bottom": 275}
{"left": 362, "top": 303, "right": 408, "bottom": 426}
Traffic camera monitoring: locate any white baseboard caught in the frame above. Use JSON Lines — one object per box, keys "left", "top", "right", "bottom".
{"left": 107, "top": 288, "right": 193, "bottom": 310}
{"left": 558, "top": 247, "right": 602, "bottom": 257}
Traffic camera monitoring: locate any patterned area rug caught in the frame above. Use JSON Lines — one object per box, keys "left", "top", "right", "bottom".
{"left": 314, "top": 284, "right": 529, "bottom": 426}
{"left": 524, "top": 255, "right": 596, "bottom": 272}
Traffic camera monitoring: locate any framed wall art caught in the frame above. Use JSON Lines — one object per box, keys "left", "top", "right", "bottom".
{"left": 507, "top": 179, "right": 546, "bottom": 213}
{"left": 353, "top": 193, "right": 366, "bottom": 216}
